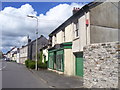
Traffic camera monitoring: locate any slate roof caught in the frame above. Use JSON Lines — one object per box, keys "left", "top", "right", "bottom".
{"left": 49, "top": 1, "right": 103, "bottom": 37}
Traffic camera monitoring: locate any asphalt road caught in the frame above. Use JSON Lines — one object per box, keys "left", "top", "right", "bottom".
{"left": 2, "top": 62, "right": 49, "bottom": 88}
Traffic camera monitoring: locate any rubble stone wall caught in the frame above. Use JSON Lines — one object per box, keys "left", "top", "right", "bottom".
{"left": 83, "top": 41, "right": 120, "bottom": 88}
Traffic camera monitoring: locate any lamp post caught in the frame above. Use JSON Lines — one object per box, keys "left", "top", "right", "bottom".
{"left": 27, "top": 15, "right": 38, "bottom": 70}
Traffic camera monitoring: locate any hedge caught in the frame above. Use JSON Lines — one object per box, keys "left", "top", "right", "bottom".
{"left": 25, "top": 59, "right": 47, "bottom": 69}
{"left": 25, "top": 59, "right": 35, "bottom": 69}
{"left": 37, "top": 60, "right": 47, "bottom": 69}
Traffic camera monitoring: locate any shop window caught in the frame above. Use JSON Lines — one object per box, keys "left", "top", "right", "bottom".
{"left": 48, "top": 52, "right": 54, "bottom": 69}
{"left": 56, "top": 50, "right": 64, "bottom": 71}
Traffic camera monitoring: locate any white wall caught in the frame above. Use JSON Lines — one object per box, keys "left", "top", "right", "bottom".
{"left": 64, "top": 49, "right": 75, "bottom": 76}
{"left": 42, "top": 49, "right": 48, "bottom": 63}
{"left": 52, "top": 36, "right": 55, "bottom": 47}
{"left": 72, "top": 11, "right": 90, "bottom": 52}
{"left": 56, "top": 30, "right": 64, "bottom": 44}
{"left": 52, "top": 23, "right": 73, "bottom": 47}
{"left": 16, "top": 53, "right": 20, "bottom": 63}
{"left": 65, "top": 24, "right": 73, "bottom": 42}
{"left": 12, "top": 54, "right": 17, "bottom": 61}
{"left": 6, "top": 53, "right": 9, "bottom": 60}
{"left": 19, "top": 46, "right": 28, "bottom": 64}
{"left": 8, "top": 48, "right": 18, "bottom": 61}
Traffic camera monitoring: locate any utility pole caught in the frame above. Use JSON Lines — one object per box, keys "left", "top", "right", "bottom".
{"left": 27, "top": 15, "right": 38, "bottom": 70}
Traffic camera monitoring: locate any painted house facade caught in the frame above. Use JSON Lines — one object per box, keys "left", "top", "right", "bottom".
{"left": 6, "top": 46, "right": 17, "bottom": 61}
{"left": 19, "top": 45, "right": 28, "bottom": 64}
{"left": 48, "top": 6, "right": 89, "bottom": 76}
{"left": 73, "top": 2, "right": 118, "bottom": 53}
{"left": 6, "top": 51, "right": 11, "bottom": 61}
{"left": 12, "top": 51, "right": 17, "bottom": 61}
{"left": 16, "top": 48, "right": 20, "bottom": 63}
{"left": 72, "top": 1, "right": 118, "bottom": 76}
{"left": 48, "top": 1, "right": 118, "bottom": 77}
{"left": 48, "top": 17, "right": 76, "bottom": 76}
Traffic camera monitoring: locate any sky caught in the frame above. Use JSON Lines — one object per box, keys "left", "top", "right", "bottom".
{"left": 0, "top": 1, "right": 92, "bottom": 53}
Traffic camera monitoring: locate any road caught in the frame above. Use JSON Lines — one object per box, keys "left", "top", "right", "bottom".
{"left": 2, "top": 62, "right": 49, "bottom": 88}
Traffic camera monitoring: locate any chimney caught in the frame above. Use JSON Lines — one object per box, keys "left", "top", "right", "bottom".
{"left": 28, "top": 39, "right": 31, "bottom": 43}
{"left": 27, "top": 35, "right": 31, "bottom": 44}
{"left": 22, "top": 46, "right": 24, "bottom": 48}
{"left": 73, "top": 7, "right": 80, "bottom": 14}
{"left": 40, "top": 35, "right": 43, "bottom": 37}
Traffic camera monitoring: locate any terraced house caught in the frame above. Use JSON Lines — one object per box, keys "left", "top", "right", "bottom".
{"left": 27, "top": 35, "right": 48, "bottom": 61}
{"left": 48, "top": 8, "right": 80, "bottom": 76}
{"left": 6, "top": 46, "right": 17, "bottom": 61}
{"left": 48, "top": 1, "right": 118, "bottom": 77}
{"left": 19, "top": 45, "right": 28, "bottom": 64}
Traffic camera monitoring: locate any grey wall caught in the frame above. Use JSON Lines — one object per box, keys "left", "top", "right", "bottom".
{"left": 90, "top": 25, "right": 118, "bottom": 43}
{"left": 28, "top": 35, "right": 48, "bottom": 60}
{"left": 90, "top": 2, "right": 119, "bottom": 43}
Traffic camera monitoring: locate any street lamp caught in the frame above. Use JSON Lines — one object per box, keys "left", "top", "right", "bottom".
{"left": 27, "top": 15, "right": 38, "bottom": 70}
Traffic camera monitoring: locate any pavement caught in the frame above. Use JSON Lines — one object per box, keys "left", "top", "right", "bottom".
{"left": 2, "top": 61, "right": 83, "bottom": 88}
{"left": 29, "top": 68, "right": 83, "bottom": 88}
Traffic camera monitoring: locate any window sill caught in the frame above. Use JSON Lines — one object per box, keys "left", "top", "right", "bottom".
{"left": 73, "top": 37, "right": 79, "bottom": 41}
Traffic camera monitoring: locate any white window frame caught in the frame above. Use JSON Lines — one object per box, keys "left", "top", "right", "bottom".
{"left": 54, "top": 34, "right": 57, "bottom": 44}
{"left": 62, "top": 29, "right": 65, "bottom": 42}
{"left": 74, "top": 19, "right": 79, "bottom": 39}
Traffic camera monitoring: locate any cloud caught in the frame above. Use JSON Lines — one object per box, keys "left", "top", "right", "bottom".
{"left": 0, "top": 3, "right": 84, "bottom": 53}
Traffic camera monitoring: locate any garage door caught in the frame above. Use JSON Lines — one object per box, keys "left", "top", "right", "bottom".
{"left": 75, "top": 52, "right": 83, "bottom": 77}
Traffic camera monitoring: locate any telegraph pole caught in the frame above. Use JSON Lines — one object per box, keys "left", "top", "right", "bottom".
{"left": 27, "top": 15, "right": 38, "bottom": 70}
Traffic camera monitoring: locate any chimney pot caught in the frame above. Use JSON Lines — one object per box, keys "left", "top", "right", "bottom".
{"left": 73, "top": 7, "right": 80, "bottom": 15}
{"left": 74, "top": 7, "right": 75, "bottom": 10}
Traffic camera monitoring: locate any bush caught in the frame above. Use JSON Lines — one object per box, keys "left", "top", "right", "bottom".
{"left": 25, "top": 59, "right": 30, "bottom": 68}
{"left": 40, "top": 63, "right": 47, "bottom": 69}
{"left": 25, "top": 59, "right": 35, "bottom": 69}
{"left": 25, "top": 59, "right": 47, "bottom": 69}
{"left": 29, "top": 61, "right": 35, "bottom": 69}
{"left": 37, "top": 60, "right": 42, "bottom": 68}
{"left": 37, "top": 60, "right": 47, "bottom": 69}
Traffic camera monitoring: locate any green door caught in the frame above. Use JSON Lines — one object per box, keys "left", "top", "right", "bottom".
{"left": 48, "top": 52, "right": 54, "bottom": 69}
{"left": 76, "top": 52, "right": 83, "bottom": 77}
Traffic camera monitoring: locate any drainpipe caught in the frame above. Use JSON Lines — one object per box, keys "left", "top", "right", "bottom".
{"left": 78, "top": 20, "right": 81, "bottom": 52}
{"left": 85, "top": 11, "right": 87, "bottom": 45}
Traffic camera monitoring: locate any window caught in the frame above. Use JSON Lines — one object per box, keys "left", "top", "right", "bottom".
{"left": 54, "top": 34, "right": 56, "bottom": 44}
{"left": 56, "top": 50, "right": 64, "bottom": 71}
{"left": 48, "top": 52, "right": 54, "bottom": 69}
{"left": 62, "top": 29, "right": 65, "bottom": 42}
{"left": 74, "top": 20, "right": 79, "bottom": 38}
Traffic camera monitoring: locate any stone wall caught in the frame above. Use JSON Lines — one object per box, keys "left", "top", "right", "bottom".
{"left": 83, "top": 41, "right": 120, "bottom": 88}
